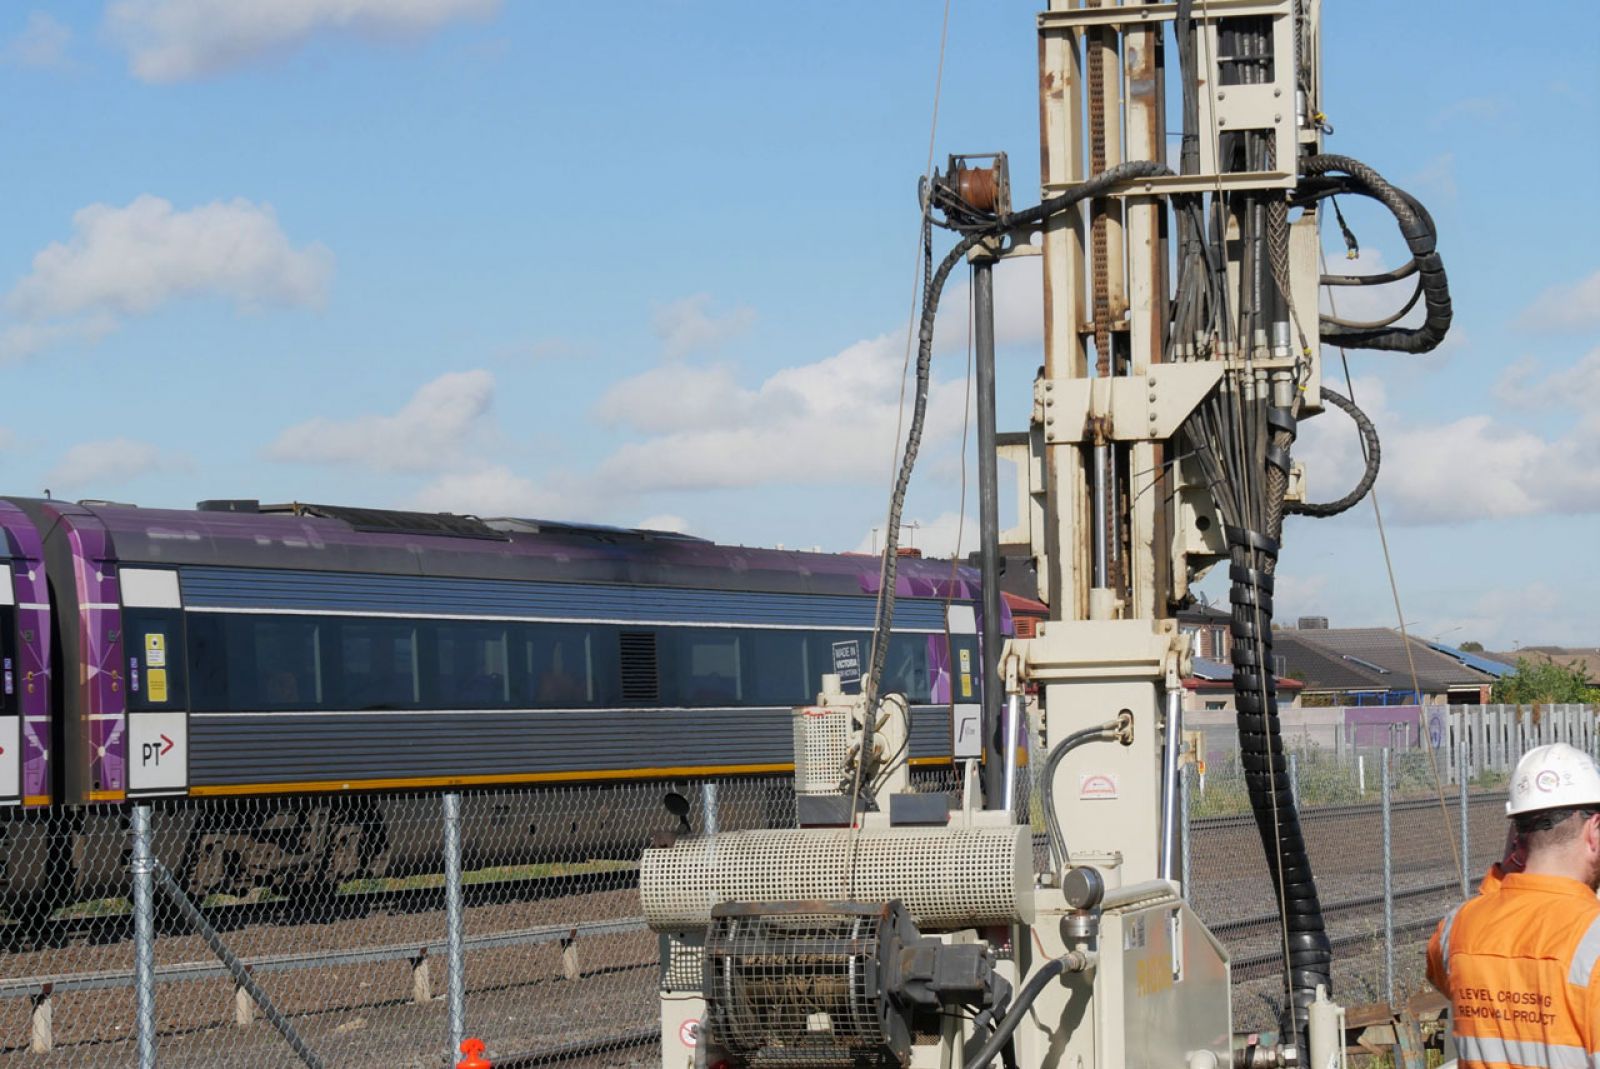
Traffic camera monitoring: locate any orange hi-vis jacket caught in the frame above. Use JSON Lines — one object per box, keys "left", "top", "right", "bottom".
{"left": 1427, "top": 873, "right": 1600, "bottom": 1068}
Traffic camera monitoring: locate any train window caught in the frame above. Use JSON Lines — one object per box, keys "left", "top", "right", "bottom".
{"left": 669, "top": 630, "right": 742, "bottom": 706}
{"left": 884, "top": 633, "right": 932, "bottom": 704}
{"left": 337, "top": 620, "right": 420, "bottom": 710}
{"left": 429, "top": 622, "right": 510, "bottom": 708}
{"left": 742, "top": 630, "right": 808, "bottom": 706}
{"left": 126, "top": 608, "right": 188, "bottom": 711}
{"left": 186, "top": 614, "right": 324, "bottom": 711}
{"left": 523, "top": 624, "right": 615, "bottom": 707}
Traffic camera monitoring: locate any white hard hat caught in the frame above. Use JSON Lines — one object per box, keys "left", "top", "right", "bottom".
{"left": 1507, "top": 743, "right": 1600, "bottom": 817}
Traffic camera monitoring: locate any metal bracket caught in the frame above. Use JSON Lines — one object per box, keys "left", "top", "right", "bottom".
{"left": 1013, "top": 619, "right": 1188, "bottom": 689}
{"left": 1037, "top": 363, "right": 1223, "bottom": 444}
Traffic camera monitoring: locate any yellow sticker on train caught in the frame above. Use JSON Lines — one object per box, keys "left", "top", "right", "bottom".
{"left": 144, "top": 632, "right": 166, "bottom": 668}
{"left": 147, "top": 668, "right": 168, "bottom": 703}
{"left": 960, "top": 673, "right": 972, "bottom": 698}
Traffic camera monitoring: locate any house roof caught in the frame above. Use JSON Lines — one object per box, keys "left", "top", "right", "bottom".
{"left": 1274, "top": 627, "right": 1496, "bottom": 694}
{"left": 1178, "top": 603, "right": 1232, "bottom": 625}
{"left": 1482, "top": 647, "right": 1600, "bottom": 685}
{"left": 1183, "top": 655, "right": 1302, "bottom": 691}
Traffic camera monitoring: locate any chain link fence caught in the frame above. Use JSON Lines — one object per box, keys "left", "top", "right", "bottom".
{"left": 0, "top": 704, "right": 1591, "bottom": 1065}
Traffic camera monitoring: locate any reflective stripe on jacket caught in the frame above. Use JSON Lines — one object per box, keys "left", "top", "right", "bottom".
{"left": 1427, "top": 873, "right": 1600, "bottom": 1069}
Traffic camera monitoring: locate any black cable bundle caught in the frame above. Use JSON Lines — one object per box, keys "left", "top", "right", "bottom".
{"left": 1169, "top": 1, "right": 1333, "bottom": 1034}
{"left": 1295, "top": 155, "right": 1452, "bottom": 353}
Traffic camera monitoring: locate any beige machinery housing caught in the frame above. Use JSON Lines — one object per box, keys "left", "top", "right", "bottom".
{"left": 641, "top": 0, "right": 1449, "bottom": 1065}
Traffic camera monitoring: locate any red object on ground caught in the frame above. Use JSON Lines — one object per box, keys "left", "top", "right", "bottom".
{"left": 457, "top": 1038, "right": 490, "bottom": 1069}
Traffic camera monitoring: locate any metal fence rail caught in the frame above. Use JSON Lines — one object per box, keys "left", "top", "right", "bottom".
{"left": 0, "top": 704, "right": 1590, "bottom": 1065}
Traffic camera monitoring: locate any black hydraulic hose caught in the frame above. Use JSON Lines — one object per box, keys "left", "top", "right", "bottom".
{"left": 863, "top": 160, "right": 1171, "bottom": 719}
{"left": 1040, "top": 723, "right": 1122, "bottom": 873}
{"left": 1296, "top": 155, "right": 1451, "bottom": 353}
{"left": 1286, "top": 386, "right": 1379, "bottom": 518}
{"left": 1321, "top": 258, "right": 1418, "bottom": 287}
{"left": 1227, "top": 523, "right": 1332, "bottom": 1031}
{"left": 963, "top": 958, "right": 1067, "bottom": 1069}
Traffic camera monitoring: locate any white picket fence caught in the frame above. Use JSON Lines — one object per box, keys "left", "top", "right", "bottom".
{"left": 1442, "top": 703, "right": 1598, "bottom": 782}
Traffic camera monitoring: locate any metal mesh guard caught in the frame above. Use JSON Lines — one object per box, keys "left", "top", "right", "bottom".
{"left": 794, "top": 706, "right": 852, "bottom": 796}
{"left": 642, "top": 825, "right": 1032, "bottom": 932}
{"left": 704, "top": 903, "right": 897, "bottom": 1067}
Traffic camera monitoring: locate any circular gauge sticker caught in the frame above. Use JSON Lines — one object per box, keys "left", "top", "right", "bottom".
{"left": 680, "top": 1019, "right": 701, "bottom": 1047}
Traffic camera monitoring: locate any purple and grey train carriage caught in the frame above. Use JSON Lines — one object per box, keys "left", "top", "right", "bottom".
{"left": 0, "top": 498, "right": 1001, "bottom": 899}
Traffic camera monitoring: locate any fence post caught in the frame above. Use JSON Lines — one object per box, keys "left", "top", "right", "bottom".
{"left": 1358, "top": 753, "right": 1366, "bottom": 797}
{"left": 702, "top": 781, "right": 719, "bottom": 838}
{"left": 30, "top": 989, "right": 52, "bottom": 1054}
{"left": 131, "top": 804, "right": 158, "bottom": 1069}
{"left": 1458, "top": 738, "right": 1470, "bottom": 899}
{"left": 1381, "top": 746, "right": 1395, "bottom": 1010}
{"left": 1180, "top": 762, "right": 1192, "bottom": 896}
{"left": 444, "top": 792, "right": 466, "bottom": 1060}
{"left": 1289, "top": 752, "right": 1300, "bottom": 808}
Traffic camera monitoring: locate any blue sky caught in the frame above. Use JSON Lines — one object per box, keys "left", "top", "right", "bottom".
{"left": 0, "top": 1, "right": 1594, "bottom": 649}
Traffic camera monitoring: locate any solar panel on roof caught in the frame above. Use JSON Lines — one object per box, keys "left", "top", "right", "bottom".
{"left": 1426, "top": 642, "right": 1513, "bottom": 679}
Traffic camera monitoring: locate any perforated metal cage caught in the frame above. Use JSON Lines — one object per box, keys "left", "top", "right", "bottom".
{"left": 794, "top": 705, "right": 853, "bottom": 796}
{"left": 703, "top": 901, "right": 914, "bottom": 1068}
{"left": 641, "top": 825, "right": 1033, "bottom": 932}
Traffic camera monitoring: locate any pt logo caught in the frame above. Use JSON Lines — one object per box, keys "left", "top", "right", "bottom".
{"left": 142, "top": 734, "right": 175, "bottom": 766}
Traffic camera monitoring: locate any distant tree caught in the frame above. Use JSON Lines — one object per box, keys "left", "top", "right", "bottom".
{"left": 1490, "top": 657, "right": 1598, "bottom": 704}
{"left": 1458, "top": 640, "right": 1484, "bottom": 653}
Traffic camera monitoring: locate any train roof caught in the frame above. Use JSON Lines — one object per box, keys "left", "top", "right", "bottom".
{"left": 10, "top": 498, "right": 981, "bottom": 601}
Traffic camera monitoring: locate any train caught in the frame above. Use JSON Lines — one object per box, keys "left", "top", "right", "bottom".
{"left": 0, "top": 498, "right": 999, "bottom": 903}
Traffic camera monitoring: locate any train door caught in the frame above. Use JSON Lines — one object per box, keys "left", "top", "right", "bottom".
{"left": 120, "top": 568, "right": 188, "bottom": 798}
{"left": 0, "top": 503, "right": 51, "bottom": 807}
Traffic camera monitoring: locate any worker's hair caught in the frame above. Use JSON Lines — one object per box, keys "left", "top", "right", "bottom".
{"left": 1515, "top": 806, "right": 1600, "bottom": 848}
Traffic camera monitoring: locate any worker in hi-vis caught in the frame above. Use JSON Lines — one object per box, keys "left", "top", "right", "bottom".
{"left": 1427, "top": 743, "right": 1600, "bottom": 1067}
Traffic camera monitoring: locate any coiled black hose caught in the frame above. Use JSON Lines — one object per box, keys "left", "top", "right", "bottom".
{"left": 1296, "top": 155, "right": 1452, "bottom": 353}
{"left": 1286, "top": 386, "right": 1379, "bottom": 518}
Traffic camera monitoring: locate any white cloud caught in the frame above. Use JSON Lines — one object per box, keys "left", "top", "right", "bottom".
{"left": 851, "top": 511, "right": 974, "bottom": 559}
{"left": 933, "top": 255, "right": 1044, "bottom": 354}
{"left": 8, "top": 195, "right": 330, "bottom": 321}
{"left": 1297, "top": 357, "right": 1600, "bottom": 525}
{"left": 44, "top": 437, "right": 190, "bottom": 490}
{"left": 409, "top": 464, "right": 567, "bottom": 518}
{"left": 593, "top": 329, "right": 971, "bottom": 493}
{"left": 106, "top": 0, "right": 500, "bottom": 82}
{"left": 2, "top": 12, "right": 72, "bottom": 69}
{"left": 0, "top": 315, "right": 119, "bottom": 364}
{"left": 1515, "top": 269, "right": 1600, "bottom": 332}
{"left": 638, "top": 513, "right": 692, "bottom": 534}
{"left": 1400, "top": 583, "right": 1584, "bottom": 652}
{"left": 1496, "top": 348, "right": 1600, "bottom": 410}
{"left": 651, "top": 294, "right": 756, "bottom": 359}
{"left": 268, "top": 370, "right": 495, "bottom": 474}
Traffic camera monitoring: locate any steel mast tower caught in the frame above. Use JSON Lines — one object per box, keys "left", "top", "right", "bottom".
{"left": 640, "top": 1, "right": 1451, "bottom": 1064}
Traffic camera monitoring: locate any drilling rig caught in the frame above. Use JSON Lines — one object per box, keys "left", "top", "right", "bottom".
{"left": 641, "top": 2, "right": 1450, "bottom": 1066}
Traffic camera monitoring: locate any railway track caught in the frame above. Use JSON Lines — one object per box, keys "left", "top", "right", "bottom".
{"left": 0, "top": 864, "right": 640, "bottom": 950}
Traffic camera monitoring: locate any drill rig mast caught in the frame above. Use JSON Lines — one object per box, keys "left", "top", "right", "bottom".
{"left": 641, "top": 3, "right": 1449, "bottom": 1066}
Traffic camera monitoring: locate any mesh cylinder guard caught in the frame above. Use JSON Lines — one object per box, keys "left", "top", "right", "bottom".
{"left": 642, "top": 825, "right": 1033, "bottom": 932}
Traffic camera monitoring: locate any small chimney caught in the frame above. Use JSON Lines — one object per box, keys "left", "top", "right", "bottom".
{"left": 1297, "top": 616, "right": 1329, "bottom": 630}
